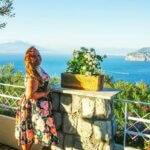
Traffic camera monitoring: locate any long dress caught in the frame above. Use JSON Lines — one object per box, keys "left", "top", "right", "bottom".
{"left": 15, "top": 72, "right": 58, "bottom": 146}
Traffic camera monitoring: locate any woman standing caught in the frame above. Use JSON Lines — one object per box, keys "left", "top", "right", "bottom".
{"left": 15, "top": 47, "right": 58, "bottom": 150}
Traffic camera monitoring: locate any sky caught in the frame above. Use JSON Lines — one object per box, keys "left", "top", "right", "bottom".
{"left": 0, "top": 0, "right": 150, "bottom": 54}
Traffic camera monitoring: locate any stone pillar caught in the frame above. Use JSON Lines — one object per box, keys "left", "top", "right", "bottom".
{"left": 51, "top": 86, "right": 119, "bottom": 150}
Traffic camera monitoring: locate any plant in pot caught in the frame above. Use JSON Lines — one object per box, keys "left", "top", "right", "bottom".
{"left": 61, "top": 47, "right": 106, "bottom": 91}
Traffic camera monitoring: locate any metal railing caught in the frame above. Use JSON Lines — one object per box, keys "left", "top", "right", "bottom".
{"left": 114, "top": 99, "right": 150, "bottom": 149}
{"left": 0, "top": 83, "right": 24, "bottom": 112}
{"left": 0, "top": 83, "right": 150, "bottom": 149}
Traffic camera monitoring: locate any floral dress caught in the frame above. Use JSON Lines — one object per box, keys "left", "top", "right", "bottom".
{"left": 15, "top": 68, "right": 58, "bottom": 146}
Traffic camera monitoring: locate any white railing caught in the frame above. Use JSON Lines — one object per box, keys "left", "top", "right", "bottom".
{"left": 0, "top": 83, "right": 150, "bottom": 149}
{"left": 114, "top": 99, "right": 150, "bottom": 149}
{"left": 0, "top": 83, "right": 24, "bottom": 111}
{"left": 0, "top": 83, "right": 24, "bottom": 88}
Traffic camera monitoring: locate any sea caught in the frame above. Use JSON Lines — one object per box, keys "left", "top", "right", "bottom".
{"left": 0, "top": 54, "right": 150, "bottom": 84}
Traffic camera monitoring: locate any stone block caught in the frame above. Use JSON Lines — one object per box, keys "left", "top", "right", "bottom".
{"left": 81, "top": 97, "right": 95, "bottom": 118}
{"left": 73, "top": 136, "right": 83, "bottom": 150}
{"left": 107, "top": 121, "right": 112, "bottom": 140}
{"left": 93, "top": 121, "right": 112, "bottom": 142}
{"left": 51, "top": 92, "right": 60, "bottom": 111}
{"left": 103, "top": 143, "right": 112, "bottom": 150}
{"left": 51, "top": 145, "right": 63, "bottom": 150}
{"left": 63, "top": 114, "right": 77, "bottom": 134}
{"left": 95, "top": 98, "right": 111, "bottom": 119}
{"left": 79, "top": 137, "right": 95, "bottom": 150}
{"left": 72, "top": 95, "right": 82, "bottom": 113}
{"left": 64, "top": 134, "right": 74, "bottom": 150}
{"left": 57, "top": 131, "right": 64, "bottom": 149}
{"left": 53, "top": 112, "right": 62, "bottom": 130}
{"left": 98, "top": 141, "right": 105, "bottom": 150}
{"left": 60, "top": 94, "right": 72, "bottom": 113}
{"left": 77, "top": 118, "right": 92, "bottom": 138}
{"left": 114, "top": 144, "right": 124, "bottom": 150}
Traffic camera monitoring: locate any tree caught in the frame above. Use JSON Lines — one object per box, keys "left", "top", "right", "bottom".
{"left": 0, "top": 0, "right": 14, "bottom": 29}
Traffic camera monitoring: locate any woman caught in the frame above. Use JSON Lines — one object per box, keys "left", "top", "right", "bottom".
{"left": 15, "top": 46, "right": 58, "bottom": 150}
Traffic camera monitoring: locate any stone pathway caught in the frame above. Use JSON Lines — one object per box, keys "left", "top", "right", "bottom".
{"left": 0, "top": 143, "right": 18, "bottom": 150}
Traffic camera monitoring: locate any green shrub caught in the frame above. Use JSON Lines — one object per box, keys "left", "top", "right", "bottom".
{"left": 106, "top": 80, "right": 150, "bottom": 148}
{"left": 66, "top": 47, "right": 106, "bottom": 75}
{"left": 0, "top": 64, "right": 150, "bottom": 149}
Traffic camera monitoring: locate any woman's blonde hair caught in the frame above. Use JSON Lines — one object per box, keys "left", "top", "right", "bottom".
{"left": 24, "top": 46, "right": 42, "bottom": 83}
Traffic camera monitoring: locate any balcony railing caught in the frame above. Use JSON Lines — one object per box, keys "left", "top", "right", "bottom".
{"left": 0, "top": 83, "right": 150, "bottom": 149}
{"left": 114, "top": 99, "right": 150, "bottom": 149}
{"left": 0, "top": 83, "right": 24, "bottom": 116}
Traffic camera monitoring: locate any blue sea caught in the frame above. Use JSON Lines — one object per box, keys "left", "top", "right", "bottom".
{"left": 0, "top": 54, "right": 150, "bottom": 84}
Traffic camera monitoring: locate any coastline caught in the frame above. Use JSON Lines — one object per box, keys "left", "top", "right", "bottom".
{"left": 0, "top": 55, "right": 150, "bottom": 84}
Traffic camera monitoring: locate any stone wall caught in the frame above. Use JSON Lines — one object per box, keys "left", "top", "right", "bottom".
{"left": 50, "top": 87, "right": 119, "bottom": 150}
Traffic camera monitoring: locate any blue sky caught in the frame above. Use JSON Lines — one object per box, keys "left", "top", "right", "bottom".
{"left": 0, "top": 0, "right": 150, "bottom": 54}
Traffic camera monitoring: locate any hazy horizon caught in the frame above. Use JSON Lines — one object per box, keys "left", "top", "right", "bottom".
{"left": 0, "top": 0, "right": 150, "bottom": 55}
{"left": 0, "top": 40, "right": 139, "bottom": 56}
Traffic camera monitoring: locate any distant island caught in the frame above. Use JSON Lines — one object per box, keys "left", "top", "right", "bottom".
{"left": 0, "top": 41, "right": 52, "bottom": 54}
{"left": 125, "top": 47, "right": 150, "bottom": 61}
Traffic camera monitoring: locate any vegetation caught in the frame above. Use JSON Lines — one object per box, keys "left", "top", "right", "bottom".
{"left": 0, "top": 64, "right": 150, "bottom": 149}
{"left": 126, "top": 47, "right": 150, "bottom": 61}
{"left": 66, "top": 47, "right": 106, "bottom": 75}
{"left": 0, "top": 64, "right": 61, "bottom": 116}
{"left": 0, "top": 0, "right": 15, "bottom": 28}
{"left": 138, "top": 47, "right": 150, "bottom": 53}
{"left": 105, "top": 80, "right": 150, "bottom": 149}
{"left": 0, "top": 64, "right": 61, "bottom": 87}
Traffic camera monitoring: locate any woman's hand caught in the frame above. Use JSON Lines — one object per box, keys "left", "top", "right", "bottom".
{"left": 26, "top": 78, "right": 50, "bottom": 100}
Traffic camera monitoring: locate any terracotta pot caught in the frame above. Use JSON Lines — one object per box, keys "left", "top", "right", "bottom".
{"left": 61, "top": 73, "right": 104, "bottom": 91}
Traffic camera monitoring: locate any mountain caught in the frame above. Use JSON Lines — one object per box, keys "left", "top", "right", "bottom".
{"left": 125, "top": 47, "right": 150, "bottom": 61}
{"left": 0, "top": 41, "right": 52, "bottom": 54}
{"left": 0, "top": 41, "right": 139, "bottom": 56}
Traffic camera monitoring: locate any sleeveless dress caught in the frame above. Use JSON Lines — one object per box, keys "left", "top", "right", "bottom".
{"left": 15, "top": 69, "right": 58, "bottom": 146}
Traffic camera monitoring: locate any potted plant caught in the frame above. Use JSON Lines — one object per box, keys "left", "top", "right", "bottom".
{"left": 61, "top": 47, "right": 106, "bottom": 91}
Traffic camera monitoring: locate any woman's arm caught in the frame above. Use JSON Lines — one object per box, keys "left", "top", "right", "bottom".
{"left": 25, "top": 78, "right": 50, "bottom": 100}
